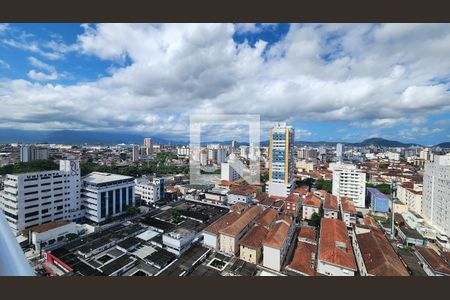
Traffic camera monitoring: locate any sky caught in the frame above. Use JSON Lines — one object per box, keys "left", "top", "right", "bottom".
{"left": 0, "top": 23, "right": 449, "bottom": 145}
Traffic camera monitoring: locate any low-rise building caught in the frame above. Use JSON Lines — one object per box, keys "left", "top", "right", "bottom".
{"left": 162, "top": 228, "right": 197, "bottom": 256}
{"left": 317, "top": 218, "right": 356, "bottom": 276}
{"left": 398, "top": 226, "right": 427, "bottom": 247}
{"left": 415, "top": 246, "right": 450, "bottom": 276}
{"left": 302, "top": 194, "right": 321, "bottom": 220}
{"left": 367, "top": 188, "right": 389, "bottom": 213}
{"left": 202, "top": 211, "right": 242, "bottom": 250}
{"left": 23, "top": 220, "right": 79, "bottom": 252}
{"left": 255, "top": 207, "right": 278, "bottom": 229}
{"left": 284, "top": 193, "right": 301, "bottom": 217}
{"left": 239, "top": 225, "right": 269, "bottom": 264}
{"left": 219, "top": 205, "right": 263, "bottom": 255}
{"left": 298, "top": 226, "right": 317, "bottom": 245}
{"left": 286, "top": 241, "right": 318, "bottom": 276}
{"left": 353, "top": 226, "right": 409, "bottom": 276}
{"left": 340, "top": 197, "right": 357, "bottom": 228}
{"left": 323, "top": 193, "right": 339, "bottom": 219}
{"left": 262, "top": 215, "right": 295, "bottom": 272}
{"left": 135, "top": 178, "right": 160, "bottom": 205}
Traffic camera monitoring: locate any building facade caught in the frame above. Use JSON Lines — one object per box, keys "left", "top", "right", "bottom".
{"left": 0, "top": 159, "right": 83, "bottom": 233}
{"left": 332, "top": 163, "right": 366, "bottom": 207}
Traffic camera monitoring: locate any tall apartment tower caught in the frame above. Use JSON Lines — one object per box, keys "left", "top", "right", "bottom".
{"left": 0, "top": 159, "right": 83, "bottom": 233}
{"left": 336, "top": 143, "right": 343, "bottom": 161}
{"left": 20, "top": 145, "right": 49, "bottom": 162}
{"left": 267, "top": 122, "right": 295, "bottom": 197}
{"left": 332, "top": 162, "right": 366, "bottom": 207}
{"left": 132, "top": 144, "right": 140, "bottom": 161}
{"left": 144, "top": 137, "right": 153, "bottom": 156}
{"left": 422, "top": 155, "right": 450, "bottom": 237}
{"left": 231, "top": 138, "right": 237, "bottom": 151}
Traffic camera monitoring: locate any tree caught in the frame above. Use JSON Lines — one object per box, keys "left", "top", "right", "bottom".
{"left": 309, "top": 212, "right": 322, "bottom": 227}
{"left": 126, "top": 206, "right": 140, "bottom": 215}
{"left": 171, "top": 208, "right": 182, "bottom": 223}
{"left": 314, "top": 179, "right": 332, "bottom": 193}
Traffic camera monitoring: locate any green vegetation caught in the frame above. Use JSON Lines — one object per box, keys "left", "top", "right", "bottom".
{"left": 80, "top": 151, "right": 189, "bottom": 177}
{"left": 367, "top": 183, "right": 392, "bottom": 195}
{"left": 0, "top": 160, "right": 59, "bottom": 175}
{"left": 309, "top": 212, "right": 322, "bottom": 227}
{"left": 126, "top": 206, "right": 140, "bottom": 215}
{"left": 314, "top": 179, "right": 332, "bottom": 193}
{"left": 66, "top": 233, "right": 79, "bottom": 241}
{"left": 171, "top": 208, "right": 182, "bottom": 223}
{"left": 260, "top": 172, "right": 269, "bottom": 183}
{"left": 200, "top": 168, "right": 221, "bottom": 174}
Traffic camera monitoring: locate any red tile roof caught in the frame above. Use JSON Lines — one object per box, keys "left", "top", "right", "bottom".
{"left": 303, "top": 194, "right": 321, "bottom": 208}
{"left": 416, "top": 246, "right": 450, "bottom": 275}
{"left": 318, "top": 218, "right": 356, "bottom": 270}
{"left": 294, "top": 187, "right": 309, "bottom": 196}
{"left": 203, "top": 212, "right": 241, "bottom": 235}
{"left": 239, "top": 225, "right": 269, "bottom": 249}
{"left": 286, "top": 193, "right": 300, "bottom": 204}
{"left": 356, "top": 227, "right": 409, "bottom": 276}
{"left": 263, "top": 215, "right": 293, "bottom": 249}
{"left": 341, "top": 197, "right": 356, "bottom": 214}
{"left": 230, "top": 202, "right": 249, "bottom": 213}
{"left": 363, "top": 216, "right": 378, "bottom": 227}
{"left": 299, "top": 226, "right": 317, "bottom": 242}
{"left": 287, "top": 242, "right": 318, "bottom": 276}
{"left": 323, "top": 194, "right": 339, "bottom": 211}
{"left": 219, "top": 205, "right": 263, "bottom": 237}
{"left": 229, "top": 184, "right": 258, "bottom": 196}
{"left": 256, "top": 208, "right": 278, "bottom": 228}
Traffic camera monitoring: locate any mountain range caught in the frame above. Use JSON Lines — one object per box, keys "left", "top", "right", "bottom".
{"left": 0, "top": 129, "right": 448, "bottom": 148}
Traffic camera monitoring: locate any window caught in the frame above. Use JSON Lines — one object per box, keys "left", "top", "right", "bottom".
{"left": 25, "top": 211, "right": 39, "bottom": 218}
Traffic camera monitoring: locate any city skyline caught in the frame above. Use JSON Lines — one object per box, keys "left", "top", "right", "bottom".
{"left": 0, "top": 23, "right": 450, "bottom": 144}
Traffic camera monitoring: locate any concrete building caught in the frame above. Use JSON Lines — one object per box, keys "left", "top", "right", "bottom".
{"left": 336, "top": 143, "right": 343, "bottom": 160}
{"left": 340, "top": 197, "right": 357, "bottom": 228}
{"left": 332, "top": 162, "right": 366, "bottom": 207}
{"left": 397, "top": 182, "right": 423, "bottom": 216}
{"left": 176, "top": 146, "right": 190, "bottom": 157}
{"left": 23, "top": 220, "right": 78, "bottom": 252}
{"left": 415, "top": 246, "right": 450, "bottom": 276}
{"left": 323, "top": 193, "right": 339, "bottom": 219}
{"left": 143, "top": 138, "right": 153, "bottom": 156}
{"left": 200, "top": 148, "right": 208, "bottom": 166}
{"left": 81, "top": 172, "right": 135, "bottom": 223}
{"left": 135, "top": 178, "right": 160, "bottom": 205}
{"left": 221, "top": 154, "right": 241, "bottom": 181}
{"left": 20, "top": 145, "right": 49, "bottom": 162}
{"left": 267, "top": 122, "right": 295, "bottom": 198}
{"left": 0, "top": 159, "right": 83, "bottom": 233}
{"left": 317, "top": 218, "right": 356, "bottom": 276}
{"left": 132, "top": 144, "right": 140, "bottom": 161}
{"left": 422, "top": 155, "right": 450, "bottom": 237}
{"left": 202, "top": 211, "right": 242, "bottom": 250}
{"left": 286, "top": 241, "right": 318, "bottom": 276}
{"left": 262, "top": 215, "right": 295, "bottom": 272}
{"left": 162, "top": 228, "right": 196, "bottom": 256}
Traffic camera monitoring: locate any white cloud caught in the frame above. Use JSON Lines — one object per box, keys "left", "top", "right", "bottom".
{"left": 295, "top": 129, "right": 313, "bottom": 139}
{"left": 0, "top": 23, "right": 450, "bottom": 138}
{"left": 26, "top": 57, "right": 64, "bottom": 81}
{"left": 28, "top": 57, "right": 55, "bottom": 73}
{"left": 27, "top": 70, "right": 60, "bottom": 81}
{"left": 0, "top": 59, "right": 9, "bottom": 69}
{"left": 3, "top": 38, "right": 63, "bottom": 60}
{"left": 0, "top": 23, "right": 8, "bottom": 32}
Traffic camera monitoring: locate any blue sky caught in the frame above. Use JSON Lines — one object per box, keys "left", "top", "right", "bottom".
{"left": 0, "top": 23, "right": 449, "bottom": 145}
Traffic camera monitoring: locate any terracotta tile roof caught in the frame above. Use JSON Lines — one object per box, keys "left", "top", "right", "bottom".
{"left": 203, "top": 211, "right": 241, "bottom": 235}
{"left": 303, "top": 194, "right": 321, "bottom": 208}
{"left": 363, "top": 216, "right": 378, "bottom": 227}
{"left": 259, "top": 198, "right": 275, "bottom": 207}
{"left": 23, "top": 220, "right": 72, "bottom": 234}
{"left": 272, "top": 199, "right": 285, "bottom": 209}
{"left": 442, "top": 251, "right": 450, "bottom": 263}
{"left": 323, "top": 194, "right": 339, "bottom": 211}
{"left": 229, "top": 184, "right": 258, "bottom": 196}
{"left": 240, "top": 225, "right": 269, "bottom": 249}
{"left": 256, "top": 208, "right": 278, "bottom": 228}
{"left": 287, "top": 242, "right": 318, "bottom": 276}
{"left": 255, "top": 192, "right": 269, "bottom": 202}
{"left": 315, "top": 190, "right": 328, "bottom": 199}
{"left": 230, "top": 202, "right": 249, "bottom": 213}
{"left": 299, "top": 226, "right": 317, "bottom": 242}
{"left": 285, "top": 193, "right": 300, "bottom": 204}
{"left": 263, "top": 215, "right": 293, "bottom": 249}
{"left": 294, "top": 187, "right": 309, "bottom": 196}
{"left": 415, "top": 246, "right": 450, "bottom": 275}
{"left": 356, "top": 227, "right": 409, "bottom": 276}
{"left": 219, "top": 205, "right": 263, "bottom": 237}
{"left": 318, "top": 218, "right": 356, "bottom": 270}
{"left": 341, "top": 197, "right": 356, "bottom": 214}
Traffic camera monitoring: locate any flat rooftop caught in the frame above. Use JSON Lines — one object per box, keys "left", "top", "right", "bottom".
{"left": 83, "top": 172, "right": 134, "bottom": 185}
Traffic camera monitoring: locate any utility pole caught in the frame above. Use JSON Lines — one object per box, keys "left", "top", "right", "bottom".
{"left": 390, "top": 181, "right": 397, "bottom": 240}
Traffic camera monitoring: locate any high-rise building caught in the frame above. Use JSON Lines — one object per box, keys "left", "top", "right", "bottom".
{"left": 297, "top": 147, "right": 318, "bottom": 161}
{"left": 81, "top": 172, "right": 135, "bottom": 224}
{"left": 0, "top": 160, "right": 83, "bottom": 233}
{"left": 200, "top": 148, "right": 208, "bottom": 166}
{"left": 422, "top": 155, "right": 450, "bottom": 237}
{"left": 20, "top": 145, "right": 49, "bottom": 162}
{"left": 144, "top": 137, "right": 153, "bottom": 156}
{"left": 132, "top": 144, "right": 140, "bottom": 161}
{"left": 221, "top": 154, "right": 241, "bottom": 181}
{"left": 240, "top": 146, "right": 249, "bottom": 159}
{"left": 332, "top": 162, "right": 366, "bottom": 207}
{"left": 231, "top": 139, "right": 237, "bottom": 151}
{"left": 336, "top": 143, "right": 343, "bottom": 160}
{"left": 267, "top": 122, "right": 295, "bottom": 197}
{"left": 216, "top": 147, "right": 227, "bottom": 164}
{"left": 420, "top": 148, "right": 432, "bottom": 161}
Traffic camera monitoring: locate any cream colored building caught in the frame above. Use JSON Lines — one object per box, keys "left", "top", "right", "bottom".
{"left": 239, "top": 225, "right": 269, "bottom": 264}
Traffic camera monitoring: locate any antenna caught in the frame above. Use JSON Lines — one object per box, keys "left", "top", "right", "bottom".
{"left": 390, "top": 181, "right": 397, "bottom": 240}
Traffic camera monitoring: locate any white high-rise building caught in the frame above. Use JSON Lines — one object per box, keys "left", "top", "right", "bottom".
{"left": 20, "top": 145, "right": 49, "bottom": 162}
{"left": 240, "top": 146, "right": 249, "bottom": 159}
{"left": 221, "top": 154, "right": 241, "bottom": 181}
{"left": 231, "top": 139, "right": 237, "bottom": 151}
{"left": 332, "top": 162, "right": 366, "bottom": 207}
{"left": 144, "top": 137, "right": 153, "bottom": 156}
{"left": 132, "top": 144, "right": 140, "bottom": 161}
{"left": 216, "top": 147, "right": 227, "bottom": 164}
{"left": 267, "top": 122, "right": 295, "bottom": 197}
{"left": 0, "top": 159, "right": 83, "bottom": 233}
{"left": 200, "top": 149, "right": 208, "bottom": 166}
{"left": 177, "top": 146, "right": 190, "bottom": 157}
{"left": 135, "top": 178, "right": 161, "bottom": 205}
{"left": 422, "top": 155, "right": 450, "bottom": 237}
{"left": 81, "top": 172, "right": 135, "bottom": 223}
{"left": 336, "top": 143, "right": 343, "bottom": 160}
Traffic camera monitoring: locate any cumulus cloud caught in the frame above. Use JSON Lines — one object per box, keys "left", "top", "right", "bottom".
{"left": 26, "top": 57, "right": 64, "bottom": 81}
{"left": 0, "top": 23, "right": 450, "bottom": 140}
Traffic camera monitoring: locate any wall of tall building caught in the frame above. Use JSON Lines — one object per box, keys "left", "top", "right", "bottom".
{"left": 332, "top": 163, "right": 366, "bottom": 207}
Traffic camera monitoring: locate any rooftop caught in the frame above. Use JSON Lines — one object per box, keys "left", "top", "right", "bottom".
{"left": 83, "top": 172, "right": 134, "bottom": 185}
{"left": 23, "top": 220, "right": 72, "bottom": 234}
{"left": 255, "top": 208, "right": 278, "bottom": 228}
{"left": 263, "top": 215, "right": 293, "bottom": 249}
{"left": 219, "top": 205, "right": 263, "bottom": 237}
{"left": 298, "top": 226, "right": 317, "bottom": 242}
{"left": 203, "top": 211, "right": 241, "bottom": 235}
{"left": 341, "top": 198, "right": 356, "bottom": 214}
{"left": 323, "top": 193, "right": 338, "bottom": 211}
{"left": 302, "top": 194, "right": 321, "bottom": 208}
{"left": 415, "top": 246, "right": 450, "bottom": 275}
{"left": 356, "top": 228, "right": 409, "bottom": 276}
{"left": 318, "top": 218, "right": 356, "bottom": 271}
{"left": 240, "top": 225, "right": 269, "bottom": 249}
{"left": 287, "top": 242, "right": 318, "bottom": 276}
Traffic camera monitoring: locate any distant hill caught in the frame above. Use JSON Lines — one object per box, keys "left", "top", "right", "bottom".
{"left": 359, "top": 137, "right": 421, "bottom": 147}
{"left": 434, "top": 142, "right": 450, "bottom": 148}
